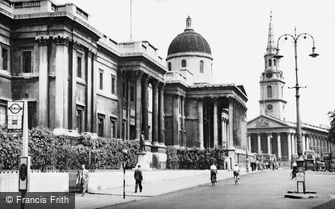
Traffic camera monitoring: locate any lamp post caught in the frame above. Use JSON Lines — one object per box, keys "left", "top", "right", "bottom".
{"left": 275, "top": 28, "right": 318, "bottom": 193}
{"left": 122, "top": 148, "right": 128, "bottom": 199}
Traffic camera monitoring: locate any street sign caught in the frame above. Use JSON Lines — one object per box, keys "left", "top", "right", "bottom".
{"left": 7, "top": 101, "right": 24, "bottom": 131}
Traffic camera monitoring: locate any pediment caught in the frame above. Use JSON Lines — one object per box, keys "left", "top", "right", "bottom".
{"left": 247, "top": 115, "right": 291, "bottom": 129}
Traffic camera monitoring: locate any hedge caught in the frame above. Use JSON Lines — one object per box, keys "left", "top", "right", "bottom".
{"left": 166, "top": 146, "right": 228, "bottom": 169}
{"left": 0, "top": 127, "right": 139, "bottom": 170}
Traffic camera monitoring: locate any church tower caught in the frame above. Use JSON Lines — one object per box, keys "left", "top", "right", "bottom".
{"left": 259, "top": 12, "right": 287, "bottom": 120}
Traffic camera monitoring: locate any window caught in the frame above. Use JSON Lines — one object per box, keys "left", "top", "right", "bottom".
{"left": 168, "top": 62, "right": 171, "bottom": 71}
{"left": 0, "top": 105, "right": 6, "bottom": 126}
{"left": 267, "top": 86, "right": 272, "bottom": 98}
{"left": 111, "top": 74, "right": 116, "bottom": 94}
{"left": 98, "top": 115, "right": 104, "bottom": 137}
{"left": 77, "top": 56, "right": 82, "bottom": 78}
{"left": 76, "top": 108, "right": 83, "bottom": 133}
{"left": 99, "top": 69, "right": 103, "bottom": 90}
{"left": 130, "top": 86, "right": 135, "bottom": 102}
{"left": 268, "top": 59, "right": 272, "bottom": 67}
{"left": 200, "top": 60, "right": 204, "bottom": 73}
{"left": 273, "top": 59, "right": 276, "bottom": 66}
{"left": 2, "top": 48, "right": 8, "bottom": 71}
{"left": 22, "top": 51, "right": 32, "bottom": 73}
{"left": 181, "top": 60, "right": 186, "bottom": 68}
{"left": 110, "top": 118, "right": 116, "bottom": 138}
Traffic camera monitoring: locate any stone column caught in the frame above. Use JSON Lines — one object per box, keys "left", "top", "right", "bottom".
{"left": 152, "top": 80, "right": 159, "bottom": 146}
{"left": 135, "top": 71, "right": 143, "bottom": 139}
{"left": 257, "top": 133, "right": 261, "bottom": 154}
{"left": 302, "top": 134, "right": 306, "bottom": 153}
{"left": 267, "top": 133, "right": 271, "bottom": 154}
{"left": 248, "top": 134, "right": 251, "bottom": 152}
{"left": 277, "top": 133, "right": 281, "bottom": 159}
{"left": 198, "top": 99, "right": 204, "bottom": 149}
{"left": 159, "top": 82, "right": 165, "bottom": 145}
{"left": 291, "top": 133, "right": 295, "bottom": 154}
{"left": 173, "top": 95, "right": 179, "bottom": 146}
{"left": 54, "top": 37, "right": 69, "bottom": 131}
{"left": 213, "top": 99, "right": 218, "bottom": 147}
{"left": 306, "top": 135, "right": 309, "bottom": 150}
{"left": 86, "top": 50, "right": 93, "bottom": 132}
{"left": 228, "top": 98, "right": 234, "bottom": 147}
{"left": 37, "top": 37, "right": 49, "bottom": 127}
{"left": 181, "top": 96, "right": 186, "bottom": 147}
{"left": 142, "top": 74, "right": 149, "bottom": 142}
{"left": 69, "top": 42, "right": 77, "bottom": 130}
{"left": 287, "top": 133, "right": 292, "bottom": 161}
{"left": 221, "top": 115, "right": 227, "bottom": 147}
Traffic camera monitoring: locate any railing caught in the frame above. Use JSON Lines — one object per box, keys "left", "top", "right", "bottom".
{"left": 14, "top": 1, "right": 40, "bottom": 9}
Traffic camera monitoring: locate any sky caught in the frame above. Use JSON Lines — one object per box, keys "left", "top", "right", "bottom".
{"left": 56, "top": 0, "right": 335, "bottom": 127}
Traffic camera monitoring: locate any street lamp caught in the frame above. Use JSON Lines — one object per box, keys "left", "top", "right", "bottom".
{"left": 274, "top": 28, "right": 319, "bottom": 159}
{"left": 275, "top": 28, "right": 318, "bottom": 193}
{"left": 122, "top": 148, "right": 128, "bottom": 199}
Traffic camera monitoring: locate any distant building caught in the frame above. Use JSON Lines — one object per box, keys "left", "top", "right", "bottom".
{"left": 247, "top": 15, "right": 329, "bottom": 161}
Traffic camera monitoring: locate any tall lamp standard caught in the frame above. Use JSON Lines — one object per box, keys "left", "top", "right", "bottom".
{"left": 122, "top": 148, "right": 128, "bottom": 199}
{"left": 274, "top": 28, "right": 319, "bottom": 192}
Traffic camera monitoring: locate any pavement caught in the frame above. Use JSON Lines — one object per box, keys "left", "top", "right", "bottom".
{"left": 75, "top": 168, "right": 263, "bottom": 209}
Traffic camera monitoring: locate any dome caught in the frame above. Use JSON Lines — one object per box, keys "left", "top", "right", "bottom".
{"left": 167, "top": 16, "right": 212, "bottom": 56}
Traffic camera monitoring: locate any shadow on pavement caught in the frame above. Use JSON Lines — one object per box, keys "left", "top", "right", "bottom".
{"left": 312, "top": 199, "right": 335, "bottom": 209}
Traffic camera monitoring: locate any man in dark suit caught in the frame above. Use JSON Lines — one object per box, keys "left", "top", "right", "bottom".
{"left": 134, "top": 165, "right": 143, "bottom": 193}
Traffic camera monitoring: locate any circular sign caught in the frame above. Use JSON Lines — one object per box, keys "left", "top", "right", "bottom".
{"left": 9, "top": 103, "right": 22, "bottom": 114}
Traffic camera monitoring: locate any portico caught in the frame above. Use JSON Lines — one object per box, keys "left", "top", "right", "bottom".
{"left": 248, "top": 115, "right": 329, "bottom": 161}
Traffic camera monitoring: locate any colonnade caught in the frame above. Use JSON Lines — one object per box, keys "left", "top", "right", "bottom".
{"left": 248, "top": 132, "right": 329, "bottom": 161}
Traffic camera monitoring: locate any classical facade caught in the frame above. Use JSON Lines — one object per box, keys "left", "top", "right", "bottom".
{"left": 0, "top": 1, "right": 249, "bottom": 168}
{"left": 164, "top": 17, "right": 248, "bottom": 168}
{"left": 0, "top": 0, "right": 166, "bottom": 154}
{"left": 247, "top": 15, "right": 329, "bottom": 161}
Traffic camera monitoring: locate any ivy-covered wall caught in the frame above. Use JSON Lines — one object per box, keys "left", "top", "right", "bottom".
{"left": 166, "top": 146, "right": 228, "bottom": 169}
{"left": 0, "top": 127, "right": 139, "bottom": 170}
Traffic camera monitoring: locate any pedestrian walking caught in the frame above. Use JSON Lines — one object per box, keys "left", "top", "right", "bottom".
{"left": 134, "top": 165, "right": 143, "bottom": 193}
{"left": 76, "top": 164, "right": 89, "bottom": 197}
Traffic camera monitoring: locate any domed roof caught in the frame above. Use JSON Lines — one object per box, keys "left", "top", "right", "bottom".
{"left": 167, "top": 16, "right": 211, "bottom": 56}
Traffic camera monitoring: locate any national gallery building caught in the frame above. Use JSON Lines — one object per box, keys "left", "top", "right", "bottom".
{"left": 0, "top": 0, "right": 249, "bottom": 168}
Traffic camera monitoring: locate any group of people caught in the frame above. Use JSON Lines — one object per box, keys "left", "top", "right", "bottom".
{"left": 76, "top": 164, "right": 144, "bottom": 196}
{"left": 210, "top": 163, "right": 240, "bottom": 185}
{"left": 250, "top": 160, "right": 280, "bottom": 171}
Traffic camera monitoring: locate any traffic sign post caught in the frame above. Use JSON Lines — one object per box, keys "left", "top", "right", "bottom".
{"left": 15, "top": 100, "right": 30, "bottom": 209}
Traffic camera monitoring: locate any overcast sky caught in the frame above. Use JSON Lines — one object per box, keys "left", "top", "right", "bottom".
{"left": 56, "top": 0, "right": 335, "bottom": 127}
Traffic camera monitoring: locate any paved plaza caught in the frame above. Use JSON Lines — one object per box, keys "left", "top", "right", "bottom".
{"left": 80, "top": 169, "right": 335, "bottom": 209}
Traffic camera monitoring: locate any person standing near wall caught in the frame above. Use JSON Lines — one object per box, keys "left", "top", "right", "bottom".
{"left": 77, "top": 164, "right": 89, "bottom": 197}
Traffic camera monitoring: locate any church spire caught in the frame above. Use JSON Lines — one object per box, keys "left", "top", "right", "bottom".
{"left": 266, "top": 11, "right": 276, "bottom": 54}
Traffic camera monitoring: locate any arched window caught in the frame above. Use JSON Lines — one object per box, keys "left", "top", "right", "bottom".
{"left": 267, "top": 86, "right": 272, "bottom": 98}
{"left": 273, "top": 59, "right": 276, "bottom": 66}
{"left": 181, "top": 60, "right": 187, "bottom": 68}
{"left": 168, "top": 62, "right": 171, "bottom": 71}
{"left": 200, "top": 60, "right": 204, "bottom": 73}
{"left": 268, "top": 59, "right": 272, "bottom": 67}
